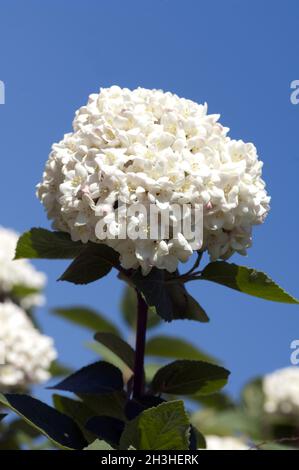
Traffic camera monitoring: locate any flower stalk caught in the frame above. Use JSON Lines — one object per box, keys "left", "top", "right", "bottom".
{"left": 133, "top": 289, "right": 148, "bottom": 399}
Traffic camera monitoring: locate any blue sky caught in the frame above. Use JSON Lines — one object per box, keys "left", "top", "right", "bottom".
{"left": 0, "top": 0, "right": 298, "bottom": 402}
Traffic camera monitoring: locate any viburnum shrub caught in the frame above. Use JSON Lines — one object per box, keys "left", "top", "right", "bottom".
{"left": 1, "top": 86, "right": 298, "bottom": 451}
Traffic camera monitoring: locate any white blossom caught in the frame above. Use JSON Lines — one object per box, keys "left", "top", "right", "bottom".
{"left": 263, "top": 367, "right": 299, "bottom": 415}
{"left": 205, "top": 435, "right": 249, "bottom": 450}
{"left": 0, "top": 301, "right": 57, "bottom": 389}
{"left": 37, "top": 86, "right": 270, "bottom": 274}
{"left": 0, "top": 227, "right": 46, "bottom": 308}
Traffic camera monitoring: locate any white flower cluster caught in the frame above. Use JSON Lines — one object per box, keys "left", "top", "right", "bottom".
{"left": 0, "top": 301, "right": 57, "bottom": 389}
{"left": 37, "top": 86, "right": 270, "bottom": 274}
{"left": 0, "top": 226, "right": 46, "bottom": 309}
{"left": 263, "top": 367, "right": 299, "bottom": 415}
{"left": 205, "top": 435, "right": 249, "bottom": 450}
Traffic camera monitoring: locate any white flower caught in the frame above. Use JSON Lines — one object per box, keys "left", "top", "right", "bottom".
{"left": 0, "top": 227, "right": 46, "bottom": 308}
{"left": 0, "top": 301, "right": 57, "bottom": 389}
{"left": 205, "top": 435, "right": 249, "bottom": 450}
{"left": 37, "top": 86, "right": 270, "bottom": 274}
{"left": 263, "top": 367, "right": 299, "bottom": 415}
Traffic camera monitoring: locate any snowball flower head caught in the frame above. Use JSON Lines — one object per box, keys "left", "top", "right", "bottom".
{"left": 205, "top": 435, "right": 249, "bottom": 450}
{"left": 0, "top": 301, "right": 57, "bottom": 389}
{"left": 37, "top": 86, "right": 270, "bottom": 274}
{"left": 263, "top": 367, "right": 299, "bottom": 415}
{"left": 0, "top": 227, "right": 46, "bottom": 308}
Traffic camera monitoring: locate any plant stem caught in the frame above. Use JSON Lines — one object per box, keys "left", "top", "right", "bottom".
{"left": 133, "top": 289, "right": 148, "bottom": 399}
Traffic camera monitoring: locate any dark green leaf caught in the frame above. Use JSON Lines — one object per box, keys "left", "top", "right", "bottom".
{"left": 53, "top": 394, "right": 95, "bottom": 441}
{"left": 94, "top": 332, "right": 135, "bottom": 370}
{"left": 85, "top": 416, "right": 125, "bottom": 446}
{"left": 167, "top": 282, "right": 209, "bottom": 322}
{"left": 52, "top": 306, "right": 119, "bottom": 335}
{"left": 15, "top": 228, "right": 85, "bottom": 260}
{"left": 121, "top": 286, "right": 161, "bottom": 330}
{"left": 0, "top": 393, "right": 87, "bottom": 449}
{"left": 151, "top": 360, "right": 230, "bottom": 395}
{"left": 125, "top": 396, "right": 165, "bottom": 421}
{"left": 201, "top": 262, "right": 299, "bottom": 303}
{"left": 146, "top": 335, "right": 218, "bottom": 363}
{"left": 190, "top": 425, "right": 206, "bottom": 450}
{"left": 131, "top": 268, "right": 173, "bottom": 321}
{"left": 59, "top": 244, "right": 119, "bottom": 284}
{"left": 49, "top": 361, "right": 123, "bottom": 394}
{"left": 120, "top": 400, "right": 190, "bottom": 450}
{"left": 78, "top": 392, "right": 127, "bottom": 421}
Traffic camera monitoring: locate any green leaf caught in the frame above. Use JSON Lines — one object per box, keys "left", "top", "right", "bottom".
{"left": 128, "top": 269, "right": 209, "bottom": 323}
{"left": 146, "top": 335, "right": 218, "bottom": 363}
{"left": 120, "top": 400, "right": 190, "bottom": 450}
{"left": 84, "top": 439, "right": 114, "bottom": 450}
{"left": 241, "top": 378, "right": 265, "bottom": 418}
{"left": 11, "top": 284, "right": 41, "bottom": 299}
{"left": 0, "top": 393, "right": 86, "bottom": 449}
{"left": 49, "top": 361, "right": 73, "bottom": 377}
{"left": 201, "top": 262, "right": 299, "bottom": 303}
{"left": 53, "top": 394, "right": 95, "bottom": 441}
{"left": 49, "top": 361, "right": 123, "bottom": 394}
{"left": 15, "top": 228, "right": 85, "bottom": 260}
{"left": 85, "top": 342, "right": 132, "bottom": 379}
{"left": 94, "top": 332, "right": 135, "bottom": 370}
{"left": 167, "top": 282, "right": 209, "bottom": 322}
{"left": 59, "top": 244, "right": 119, "bottom": 284}
{"left": 121, "top": 285, "right": 161, "bottom": 330}
{"left": 191, "top": 408, "right": 259, "bottom": 438}
{"left": 131, "top": 269, "right": 173, "bottom": 321}
{"left": 52, "top": 306, "right": 119, "bottom": 335}
{"left": 78, "top": 392, "right": 127, "bottom": 421}
{"left": 151, "top": 360, "right": 230, "bottom": 395}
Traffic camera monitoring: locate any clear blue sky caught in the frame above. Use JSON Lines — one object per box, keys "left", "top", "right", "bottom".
{"left": 0, "top": 0, "right": 298, "bottom": 402}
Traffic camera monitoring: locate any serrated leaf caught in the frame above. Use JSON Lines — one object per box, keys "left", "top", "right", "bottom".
{"left": 201, "top": 262, "right": 299, "bottom": 303}
{"left": 15, "top": 228, "right": 85, "bottom": 260}
{"left": 166, "top": 282, "right": 209, "bottom": 322}
{"left": 52, "top": 306, "right": 119, "bottom": 335}
{"left": 151, "top": 360, "right": 230, "bottom": 395}
{"left": 49, "top": 361, "right": 123, "bottom": 394}
{"left": 84, "top": 439, "right": 114, "bottom": 450}
{"left": 94, "top": 332, "right": 135, "bottom": 370}
{"left": 59, "top": 244, "right": 119, "bottom": 284}
{"left": 0, "top": 393, "right": 86, "bottom": 449}
{"left": 146, "top": 335, "right": 218, "bottom": 363}
{"left": 120, "top": 400, "right": 190, "bottom": 450}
